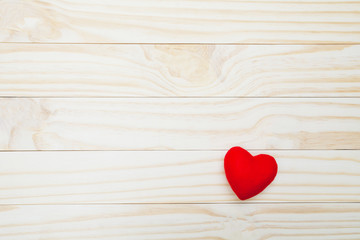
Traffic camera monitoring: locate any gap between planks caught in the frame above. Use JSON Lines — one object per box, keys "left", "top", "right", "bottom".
{"left": 1, "top": 97, "right": 360, "bottom": 99}
{"left": 2, "top": 43, "right": 360, "bottom": 45}
{"left": 0, "top": 149, "right": 359, "bottom": 152}
{"left": 1, "top": 202, "right": 360, "bottom": 206}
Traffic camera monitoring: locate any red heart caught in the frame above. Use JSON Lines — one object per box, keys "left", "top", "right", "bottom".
{"left": 224, "top": 146, "right": 278, "bottom": 200}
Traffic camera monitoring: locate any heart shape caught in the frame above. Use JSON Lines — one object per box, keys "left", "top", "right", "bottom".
{"left": 224, "top": 146, "right": 278, "bottom": 200}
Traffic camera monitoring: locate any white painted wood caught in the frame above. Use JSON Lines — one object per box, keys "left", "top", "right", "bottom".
{"left": 0, "top": 204, "right": 359, "bottom": 240}
{"left": 1, "top": 0, "right": 360, "bottom": 43}
{"left": 1, "top": 98, "right": 359, "bottom": 150}
{"left": 0, "top": 151, "right": 358, "bottom": 204}
{"left": 1, "top": 44, "right": 359, "bottom": 97}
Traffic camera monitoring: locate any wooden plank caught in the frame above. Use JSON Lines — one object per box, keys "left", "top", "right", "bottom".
{"left": 1, "top": 98, "right": 359, "bottom": 150}
{"left": 0, "top": 151, "right": 359, "bottom": 204}
{"left": 0, "top": 204, "right": 359, "bottom": 239}
{"left": 1, "top": 1, "right": 360, "bottom": 43}
{"left": 1, "top": 44, "right": 360, "bottom": 97}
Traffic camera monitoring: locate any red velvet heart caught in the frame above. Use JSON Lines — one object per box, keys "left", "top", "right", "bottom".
{"left": 224, "top": 146, "right": 278, "bottom": 200}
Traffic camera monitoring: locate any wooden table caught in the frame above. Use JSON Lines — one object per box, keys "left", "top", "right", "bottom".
{"left": 0, "top": 1, "right": 359, "bottom": 239}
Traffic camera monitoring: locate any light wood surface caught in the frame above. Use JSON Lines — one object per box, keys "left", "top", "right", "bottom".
{"left": 1, "top": 98, "right": 359, "bottom": 150}
{"left": 0, "top": 204, "right": 359, "bottom": 240}
{"left": 1, "top": 0, "right": 360, "bottom": 43}
{"left": 1, "top": 1, "right": 360, "bottom": 239}
{"left": 1, "top": 44, "right": 360, "bottom": 97}
{"left": 0, "top": 150, "right": 358, "bottom": 204}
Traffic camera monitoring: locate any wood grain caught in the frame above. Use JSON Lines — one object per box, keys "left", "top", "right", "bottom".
{"left": 1, "top": 0, "right": 360, "bottom": 238}
{"left": 0, "top": 150, "right": 359, "bottom": 204}
{"left": 1, "top": 0, "right": 360, "bottom": 43}
{"left": 1, "top": 98, "right": 359, "bottom": 150}
{"left": 0, "top": 204, "right": 359, "bottom": 240}
{"left": 1, "top": 44, "right": 360, "bottom": 97}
